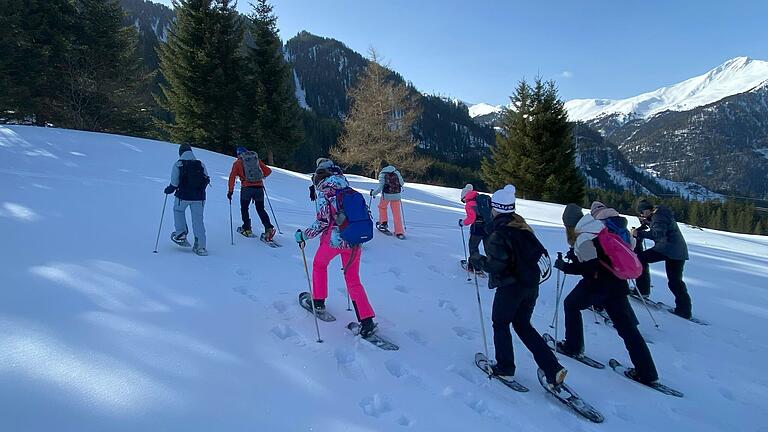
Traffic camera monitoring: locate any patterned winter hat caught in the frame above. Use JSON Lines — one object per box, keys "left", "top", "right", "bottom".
{"left": 590, "top": 201, "right": 620, "bottom": 220}
{"left": 491, "top": 185, "right": 516, "bottom": 213}
{"left": 460, "top": 184, "right": 474, "bottom": 200}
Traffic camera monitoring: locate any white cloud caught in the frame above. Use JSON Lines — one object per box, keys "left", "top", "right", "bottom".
{"left": 560, "top": 71, "right": 574, "bottom": 78}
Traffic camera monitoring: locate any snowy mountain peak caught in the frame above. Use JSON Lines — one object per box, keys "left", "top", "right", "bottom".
{"left": 565, "top": 56, "right": 768, "bottom": 122}
{"left": 468, "top": 102, "right": 503, "bottom": 118}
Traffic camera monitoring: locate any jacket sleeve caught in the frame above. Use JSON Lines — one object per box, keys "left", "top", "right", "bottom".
{"left": 396, "top": 170, "right": 405, "bottom": 186}
{"left": 463, "top": 201, "right": 477, "bottom": 225}
{"left": 481, "top": 231, "right": 514, "bottom": 275}
{"left": 228, "top": 160, "right": 239, "bottom": 193}
{"left": 303, "top": 192, "right": 331, "bottom": 239}
{"left": 170, "top": 161, "right": 181, "bottom": 187}
{"left": 260, "top": 160, "right": 272, "bottom": 178}
{"left": 648, "top": 217, "right": 670, "bottom": 253}
{"left": 372, "top": 171, "right": 385, "bottom": 196}
{"left": 560, "top": 258, "right": 596, "bottom": 276}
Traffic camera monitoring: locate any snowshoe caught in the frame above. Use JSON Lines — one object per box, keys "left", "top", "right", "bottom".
{"left": 609, "top": 359, "right": 683, "bottom": 397}
{"left": 237, "top": 226, "right": 255, "bottom": 238}
{"left": 376, "top": 222, "right": 393, "bottom": 236}
{"left": 543, "top": 333, "right": 605, "bottom": 369}
{"left": 298, "top": 292, "right": 336, "bottom": 322}
{"left": 264, "top": 227, "right": 277, "bottom": 242}
{"left": 537, "top": 368, "right": 604, "bottom": 423}
{"left": 396, "top": 233, "right": 406, "bottom": 240}
{"left": 460, "top": 260, "right": 487, "bottom": 278}
{"left": 474, "top": 352, "right": 529, "bottom": 392}
{"left": 348, "top": 321, "right": 399, "bottom": 351}
{"left": 193, "top": 247, "right": 208, "bottom": 256}
{"left": 171, "top": 231, "right": 191, "bottom": 247}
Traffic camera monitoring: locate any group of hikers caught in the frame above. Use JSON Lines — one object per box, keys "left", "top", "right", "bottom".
{"left": 162, "top": 143, "right": 692, "bottom": 389}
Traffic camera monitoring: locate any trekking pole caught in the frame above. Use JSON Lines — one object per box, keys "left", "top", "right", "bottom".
{"left": 459, "top": 223, "right": 471, "bottom": 281}
{"left": 368, "top": 191, "right": 373, "bottom": 211}
{"left": 229, "top": 197, "right": 234, "bottom": 246}
{"left": 550, "top": 253, "right": 566, "bottom": 329}
{"left": 473, "top": 272, "right": 490, "bottom": 360}
{"left": 400, "top": 200, "right": 407, "bottom": 231}
{"left": 153, "top": 194, "right": 169, "bottom": 253}
{"left": 263, "top": 186, "right": 282, "bottom": 234}
{"left": 298, "top": 237, "right": 323, "bottom": 343}
{"left": 347, "top": 294, "right": 352, "bottom": 311}
{"left": 591, "top": 307, "right": 600, "bottom": 324}
{"left": 631, "top": 279, "right": 660, "bottom": 329}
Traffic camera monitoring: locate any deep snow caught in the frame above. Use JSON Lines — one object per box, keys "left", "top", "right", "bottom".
{"left": 1, "top": 125, "right": 768, "bottom": 432}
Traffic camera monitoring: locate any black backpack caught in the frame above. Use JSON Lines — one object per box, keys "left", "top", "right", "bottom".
{"left": 383, "top": 171, "right": 402, "bottom": 194}
{"left": 475, "top": 194, "right": 493, "bottom": 235}
{"left": 177, "top": 160, "right": 210, "bottom": 201}
{"left": 510, "top": 228, "right": 549, "bottom": 286}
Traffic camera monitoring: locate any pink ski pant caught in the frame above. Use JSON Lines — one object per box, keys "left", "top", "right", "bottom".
{"left": 312, "top": 234, "right": 375, "bottom": 320}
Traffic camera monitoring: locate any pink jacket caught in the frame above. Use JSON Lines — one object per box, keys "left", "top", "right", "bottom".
{"left": 463, "top": 190, "right": 479, "bottom": 225}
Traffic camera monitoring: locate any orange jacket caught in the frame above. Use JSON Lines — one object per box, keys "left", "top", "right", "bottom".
{"left": 228, "top": 158, "right": 272, "bottom": 192}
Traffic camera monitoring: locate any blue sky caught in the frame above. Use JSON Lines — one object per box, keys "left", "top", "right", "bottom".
{"left": 154, "top": 0, "right": 768, "bottom": 105}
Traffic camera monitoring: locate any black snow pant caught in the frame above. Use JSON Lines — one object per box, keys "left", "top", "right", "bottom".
{"left": 636, "top": 249, "right": 691, "bottom": 317}
{"left": 563, "top": 279, "right": 658, "bottom": 382}
{"left": 467, "top": 224, "right": 487, "bottom": 270}
{"left": 240, "top": 186, "right": 272, "bottom": 232}
{"left": 491, "top": 285, "right": 563, "bottom": 383}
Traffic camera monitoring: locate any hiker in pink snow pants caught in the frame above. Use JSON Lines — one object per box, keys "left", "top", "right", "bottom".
{"left": 296, "top": 159, "right": 377, "bottom": 336}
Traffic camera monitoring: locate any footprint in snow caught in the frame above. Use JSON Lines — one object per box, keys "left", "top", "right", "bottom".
{"left": 270, "top": 325, "right": 306, "bottom": 347}
{"left": 359, "top": 393, "right": 393, "bottom": 418}
{"left": 389, "top": 266, "right": 404, "bottom": 278}
{"left": 384, "top": 359, "right": 423, "bottom": 387}
{"left": 232, "top": 286, "right": 260, "bottom": 303}
{"left": 438, "top": 299, "right": 461, "bottom": 319}
{"left": 405, "top": 329, "right": 428, "bottom": 346}
{"left": 452, "top": 326, "right": 477, "bottom": 340}
{"left": 394, "top": 284, "right": 410, "bottom": 294}
{"left": 335, "top": 347, "right": 366, "bottom": 381}
{"left": 235, "top": 268, "right": 253, "bottom": 280}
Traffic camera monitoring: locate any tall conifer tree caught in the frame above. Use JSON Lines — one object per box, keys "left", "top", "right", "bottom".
{"left": 482, "top": 77, "right": 584, "bottom": 202}
{"left": 243, "top": 0, "right": 303, "bottom": 164}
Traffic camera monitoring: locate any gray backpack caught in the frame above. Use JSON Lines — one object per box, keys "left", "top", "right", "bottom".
{"left": 240, "top": 151, "right": 264, "bottom": 182}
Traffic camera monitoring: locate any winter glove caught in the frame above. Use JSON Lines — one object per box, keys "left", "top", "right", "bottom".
{"left": 554, "top": 257, "right": 567, "bottom": 271}
{"left": 458, "top": 219, "right": 464, "bottom": 227}
{"left": 227, "top": 191, "right": 233, "bottom": 201}
{"left": 295, "top": 229, "right": 306, "bottom": 246}
{"left": 309, "top": 185, "right": 317, "bottom": 201}
{"left": 565, "top": 248, "right": 577, "bottom": 262}
{"left": 370, "top": 189, "right": 377, "bottom": 198}
{"left": 469, "top": 253, "right": 486, "bottom": 272}
{"left": 164, "top": 185, "right": 176, "bottom": 195}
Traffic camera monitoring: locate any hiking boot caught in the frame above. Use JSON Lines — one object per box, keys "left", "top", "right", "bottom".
{"left": 264, "top": 227, "right": 276, "bottom": 242}
{"left": 490, "top": 363, "right": 515, "bottom": 379}
{"left": 549, "top": 367, "right": 568, "bottom": 387}
{"left": 312, "top": 299, "right": 326, "bottom": 311}
{"left": 396, "top": 233, "right": 405, "bottom": 240}
{"left": 172, "top": 231, "right": 188, "bottom": 242}
{"left": 556, "top": 341, "right": 583, "bottom": 357}
{"left": 359, "top": 317, "right": 377, "bottom": 338}
{"left": 625, "top": 367, "right": 658, "bottom": 385}
{"left": 193, "top": 247, "right": 208, "bottom": 256}
{"left": 376, "top": 222, "right": 388, "bottom": 231}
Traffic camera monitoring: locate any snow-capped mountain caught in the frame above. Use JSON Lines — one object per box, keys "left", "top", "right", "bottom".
{"left": 565, "top": 56, "right": 768, "bottom": 123}
{"left": 467, "top": 103, "right": 503, "bottom": 118}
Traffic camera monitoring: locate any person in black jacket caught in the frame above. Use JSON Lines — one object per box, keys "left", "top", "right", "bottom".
{"left": 633, "top": 199, "right": 692, "bottom": 319}
{"left": 470, "top": 185, "right": 567, "bottom": 387}
{"left": 554, "top": 213, "right": 659, "bottom": 385}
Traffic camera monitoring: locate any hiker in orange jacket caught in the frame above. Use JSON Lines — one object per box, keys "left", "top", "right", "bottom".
{"left": 227, "top": 147, "right": 275, "bottom": 240}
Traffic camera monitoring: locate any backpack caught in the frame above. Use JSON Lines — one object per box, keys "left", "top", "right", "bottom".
{"left": 240, "top": 151, "right": 264, "bottom": 182}
{"left": 178, "top": 159, "right": 209, "bottom": 200}
{"left": 596, "top": 229, "right": 642, "bottom": 280}
{"left": 474, "top": 194, "right": 493, "bottom": 235}
{"left": 334, "top": 187, "right": 374, "bottom": 245}
{"left": 509, "top": 227, "right": 549, "bottom": 286}
{"left": 603, "top": 216, "right": 631, "bottom": 246}
{"left": 382, "top": 171, "right": 402, "bottom": 194}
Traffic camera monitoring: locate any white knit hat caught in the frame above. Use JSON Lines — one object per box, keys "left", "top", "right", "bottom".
{"left": 460, "top": 184, "right": 474, "bottom": 200}
{"left": 316, "top": 158, "right": 335, "bottom": 170}
{"left": 491, "top": 184, "right": 516, "bottom": 213}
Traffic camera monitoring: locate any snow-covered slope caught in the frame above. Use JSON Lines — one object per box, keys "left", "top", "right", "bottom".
{"left": 2, "top": 125, "right": 768, "bottom": 431}
{"left": 566, "top": 56, "right": 768, "bottom": 122}
{"left": 468, "top": 102, "right": 503, "bottom": 118}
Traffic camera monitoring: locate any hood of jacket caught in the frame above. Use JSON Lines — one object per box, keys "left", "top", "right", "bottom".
{"left": 574, "top": 214, "right": 603, "bottom": 262}
{"left": 318, "top": 173, "right": 350, "bottom": 199}
{"left": 380, "top": 165, "right": 398, "bottom": 174}
{"left": 575, "top": 214, "right": 604, "bottom": 235}
{"left": 492, "top": 212, "right": 534, "bottom": 233}
{"left": 179, "top": 150, "right": 196, "bottom": 161}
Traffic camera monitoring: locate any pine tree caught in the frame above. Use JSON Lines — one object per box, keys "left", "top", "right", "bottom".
{"left": 481, "top": 77, "right": 584, "bottom": 202}
{"left": 157, "top": 0, "right": 244, "bottom": 152}
{"left": 56, "top": 0, "right": 151, "bottom": 133}
{"left": 332, "top": 49, "right": 425, "bottom": 177}
{"left": 0, "top": 0, "right": 76, "bottom": 124}
{"left": 243, "top": 0, "right": 303, "bottom": 164}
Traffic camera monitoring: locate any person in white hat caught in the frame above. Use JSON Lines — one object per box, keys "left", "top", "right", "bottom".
{"left": 470, "top": 185, "right": 567, "bottom": 387}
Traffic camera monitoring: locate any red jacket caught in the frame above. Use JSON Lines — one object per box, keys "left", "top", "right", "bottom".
{"left": 228, "top": 158, "right": 272, "bottom": 192}
{"left": 463, "top": 190, "right": 479, "bottom": 225}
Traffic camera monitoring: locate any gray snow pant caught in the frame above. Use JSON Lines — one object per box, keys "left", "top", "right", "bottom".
{"left": 174, "top": 198, "right": 206, "bottom": 249}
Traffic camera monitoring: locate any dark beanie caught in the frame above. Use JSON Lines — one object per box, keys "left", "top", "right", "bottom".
{"left": 380, "top": 160, "right": 389, "bottom": 169}
{"left": 562, "top": 203, "right": 584, "bottom": 228}
{"left": 179, "top": 143, "right": 192, "bottom": 156}
{"left": 636, "top": 198, "right": 654, "bottom": 213}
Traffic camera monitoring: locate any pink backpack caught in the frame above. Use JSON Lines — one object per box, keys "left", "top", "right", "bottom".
{"left": 596, "top": 229, "right": 642, "bottom": 280}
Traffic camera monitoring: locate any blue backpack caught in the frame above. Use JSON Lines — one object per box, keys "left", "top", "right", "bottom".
{"left": 603, "top": 216, "right": 632, "bottom": 246}
{"left": 334, "top": 187, "right": 374, "bottom": 245}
